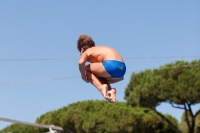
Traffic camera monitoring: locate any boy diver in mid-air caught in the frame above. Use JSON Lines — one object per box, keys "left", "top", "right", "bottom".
{"left": 77, "top": 34, "right": 126, "bottom": 103}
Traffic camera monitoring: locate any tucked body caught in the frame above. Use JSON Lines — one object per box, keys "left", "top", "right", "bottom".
{"left": 77, "top": 35, "right": 126, "bottom": 103}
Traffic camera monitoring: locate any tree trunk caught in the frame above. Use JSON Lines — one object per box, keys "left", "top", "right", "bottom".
{"left": 154, "top": 109, "right": 182, "bottom": 133}
{"left": 197, "top": 127, "right": 200, "bottom": 133}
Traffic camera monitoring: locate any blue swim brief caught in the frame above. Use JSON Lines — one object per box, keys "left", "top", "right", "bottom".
{"left": 102, "top": 60, "right": 126, "bottom": 78}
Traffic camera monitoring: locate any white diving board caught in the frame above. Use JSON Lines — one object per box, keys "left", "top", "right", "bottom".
{"left": 0, "top": 117, "right": 63, "bottom": 132}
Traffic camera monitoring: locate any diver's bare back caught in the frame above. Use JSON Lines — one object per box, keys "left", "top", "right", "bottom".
{"left": 85, "top": 46, "right": 124, "bottom": 63}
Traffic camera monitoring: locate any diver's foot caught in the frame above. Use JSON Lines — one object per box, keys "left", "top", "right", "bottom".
{"left": 100, "top": 84, "right": 110, "bottom": 100}
{"left": 108, "top": 88, "right": 116, "bottom": 103}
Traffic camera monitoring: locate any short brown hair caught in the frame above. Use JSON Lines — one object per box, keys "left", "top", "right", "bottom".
{"left": 77, "top": 34, "right": 95, "bottom": 52}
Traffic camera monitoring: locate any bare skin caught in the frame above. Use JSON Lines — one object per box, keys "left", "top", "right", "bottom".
{"left": 79, "top": 46, "right": 124, "bottom": 103}
{"left": 85, "top": 71, "right": 115, "bottom": 102}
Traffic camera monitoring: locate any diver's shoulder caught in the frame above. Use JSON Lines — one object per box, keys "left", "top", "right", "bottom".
{"left": 94, "top": 45, "right": 112, "bottom": 49}
{"left": 86, "top": 46, "right": 112, "bottom": 52}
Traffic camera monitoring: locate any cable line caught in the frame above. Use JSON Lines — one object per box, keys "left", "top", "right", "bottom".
{"left": 1, "top": 64, "right": 199, "bottom": 85}
{"left": 0, "top": 56, "right": 199, "bottom": 61}
{"left": 0, "top": 76, "right": 80, "bottom": 85}
{"left": 0, "top": 58, "right": 79, "bottom": 61}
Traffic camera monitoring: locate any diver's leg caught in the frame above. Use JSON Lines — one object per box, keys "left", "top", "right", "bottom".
{"left": 85, "top": 71, "right": 110, "bottom": 100}
{"left": 107, "top": 77, "right": 124, "bottom": 84}
{"left": 85, "top": 63, "right": 117, "bottom": 103}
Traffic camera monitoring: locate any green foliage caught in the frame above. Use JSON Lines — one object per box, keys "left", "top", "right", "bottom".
{"left": 0, "top": 124, "right": 38, "bottom": 133}
{"left": 124, "top": 60, "right": 200, "bottom": 133}
{"left": 125, "top": 60, "right": 200, "bottom": 107}
{"left": 36, "top": 100, "right": 177, "bottom": 133}
{"left": 0, "top": 101, "right": 178, "bottom": 133}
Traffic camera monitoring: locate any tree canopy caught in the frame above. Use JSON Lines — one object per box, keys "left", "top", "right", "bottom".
{"left": 0, "top": 100, "right": 177, "bottom": 133}
{"left": 124, "top": 60, "right": 200, "bottom": 133}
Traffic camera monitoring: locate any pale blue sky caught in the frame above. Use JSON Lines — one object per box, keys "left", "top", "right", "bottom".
{"left": 0, "top": 0, "right": 200, "bottom": 130}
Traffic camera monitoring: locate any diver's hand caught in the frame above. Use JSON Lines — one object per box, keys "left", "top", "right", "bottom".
{"left": 82, "top": 76, "right": 89, "bottom": 83}
{"left": 81, "top": 72, "right": 89, "bottom": 83}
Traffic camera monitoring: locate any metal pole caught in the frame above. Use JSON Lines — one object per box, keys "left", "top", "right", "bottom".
{"left": 0, "top": 117, "right": 63, "bottom": 131}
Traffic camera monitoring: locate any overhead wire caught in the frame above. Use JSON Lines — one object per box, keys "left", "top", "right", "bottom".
{"left": 0, "top": 76, "right": 80, "bottom": 85}
{"left": 0, "top": 64, "right": 199, "bottom": 85}
{"left": 0, "top": 55, "right": 200, "bottom": 61}
{"left": 0, "top": 58, "right": 79, "bottom": 61}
